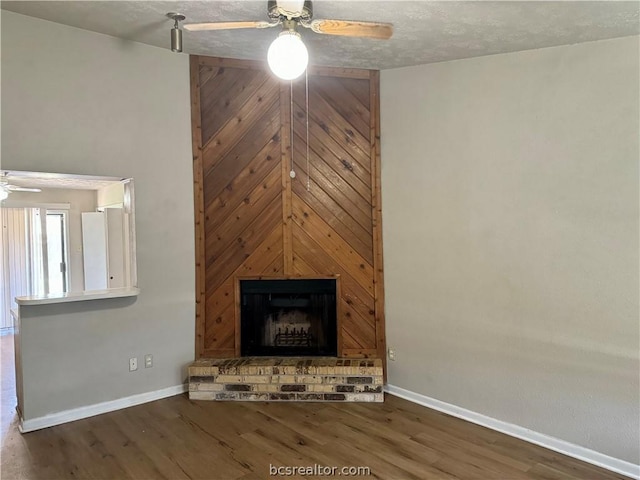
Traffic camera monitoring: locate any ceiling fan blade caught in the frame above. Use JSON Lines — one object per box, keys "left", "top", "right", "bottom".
{"left": 308, "top": 19, "right": 393, "bottom": 40}
{"left": 7, "top": 185, "right": 41, "bottom": 193}
{"left": 184, "top": 21, "right": 276, "bottom": 32}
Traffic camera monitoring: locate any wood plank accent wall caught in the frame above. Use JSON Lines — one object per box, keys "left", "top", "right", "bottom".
{"left": 191, "top": 56, "right": 385, "bottom": 360}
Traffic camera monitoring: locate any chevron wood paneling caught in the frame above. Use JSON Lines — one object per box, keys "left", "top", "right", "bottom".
{"left": 191, "top": 57, "right": 385, "bottom": 360}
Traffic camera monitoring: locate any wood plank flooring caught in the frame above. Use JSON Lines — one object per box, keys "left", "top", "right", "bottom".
{"left": 0, "top": 335, "right": 629, "bottom": 479}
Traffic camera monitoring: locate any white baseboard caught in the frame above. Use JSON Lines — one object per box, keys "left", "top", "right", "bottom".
{"left": 385, "top": 384, "right": 639, "bottom": 480}
{"left": 19, "top": 384, "right": 187, "bottom": 433}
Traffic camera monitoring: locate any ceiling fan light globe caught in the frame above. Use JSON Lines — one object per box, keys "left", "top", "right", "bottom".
{"left": 0, "top": 189, "right": 8, "bottom": 201}
{"left": 268, "top": 31, "right": 308, "bottom": 80}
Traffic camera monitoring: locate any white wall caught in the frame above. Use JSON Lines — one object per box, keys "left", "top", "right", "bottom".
{"left": 381, "top": 36, "right": 639, "bottom": 465}
{"left": 6, "top": 188, "right": 97, "bottom": 292}
{"left": 1, "top": 12, "right": 194, "bottom": 419}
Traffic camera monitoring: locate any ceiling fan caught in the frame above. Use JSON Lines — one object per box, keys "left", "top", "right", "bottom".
{"left": 0, "top": 172, "right": 42, "bottom": 200}
{"left": 172, "top": 0, "right": 393, "bottom": 80}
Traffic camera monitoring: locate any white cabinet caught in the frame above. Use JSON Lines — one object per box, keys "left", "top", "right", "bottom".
{"left": 81, "top": 209, "right": 129, "bottom": 290}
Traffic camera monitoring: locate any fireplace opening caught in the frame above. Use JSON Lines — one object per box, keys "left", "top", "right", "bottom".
{"left": 240, "top": 279, "right": 337, "bottom": 356}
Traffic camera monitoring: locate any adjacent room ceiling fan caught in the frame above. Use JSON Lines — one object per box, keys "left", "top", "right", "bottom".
{"left": 173, "top": 0, "right": 393, "bottom": 80}
{"left": 0, "top": 172, "right": 42, "bottom": 200}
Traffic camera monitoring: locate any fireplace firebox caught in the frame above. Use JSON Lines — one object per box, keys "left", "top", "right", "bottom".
{"left": 240, "top": 279, "right": 337, "bottom": 356}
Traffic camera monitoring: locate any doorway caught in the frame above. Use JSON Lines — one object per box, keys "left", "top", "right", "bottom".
{"left": 0, "top": 207, "right": 69, "bottom": 331}
{"left": 45, "top": 211, "right": 69, "bottom": 295}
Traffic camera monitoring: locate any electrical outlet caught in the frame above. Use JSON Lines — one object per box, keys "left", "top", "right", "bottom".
{"left": 129, "top": 357, "right": 138, "bottom": 371}
{"left": 388, "top": 348, "right": 396, "bottom": 361}
{"left": 144, "top": 354, "right": 153, "bottom": 368}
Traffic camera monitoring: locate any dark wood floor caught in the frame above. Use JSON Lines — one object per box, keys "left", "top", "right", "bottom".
{"left": 0, "top": 334, "right": 629, "bottom": 480}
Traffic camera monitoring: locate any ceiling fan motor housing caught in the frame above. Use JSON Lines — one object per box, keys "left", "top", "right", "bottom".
{"left": 268, "top": 0, "right": 312, "bottom": 21}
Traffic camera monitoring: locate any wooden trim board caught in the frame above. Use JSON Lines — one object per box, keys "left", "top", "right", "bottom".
{"left": 190, "top": 55, "right": 206, "bottom": 358}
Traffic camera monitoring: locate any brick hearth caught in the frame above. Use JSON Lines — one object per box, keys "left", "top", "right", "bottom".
{"left": 189, "top": 357, "right": 383, "bottom": 402}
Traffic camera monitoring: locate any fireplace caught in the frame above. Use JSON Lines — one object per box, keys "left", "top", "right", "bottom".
{"left": 240, "top": 278, "right": 338, "bottom": 356}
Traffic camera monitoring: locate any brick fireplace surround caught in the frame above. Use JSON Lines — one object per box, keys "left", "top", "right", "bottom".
{"left": 189, "top": 357, "right": 383, "bottom": 402}
{"left": 186, "top": 278, "right": 384, "bottom": 403}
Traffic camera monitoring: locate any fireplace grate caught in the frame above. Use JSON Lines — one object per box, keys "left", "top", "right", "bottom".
{"left": 274, "top": 327, "right": 313, "bottom": 347}
{"left": 240, "top": 278, "right": 337, "bottom": 356}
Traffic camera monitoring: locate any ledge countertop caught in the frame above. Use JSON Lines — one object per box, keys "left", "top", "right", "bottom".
{"left": 16, "top": 287, "right": 140, "bottom": 306}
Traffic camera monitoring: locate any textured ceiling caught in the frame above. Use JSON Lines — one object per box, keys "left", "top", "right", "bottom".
{"left": 1, "top": 1, "right": 639, "bottom": 69}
